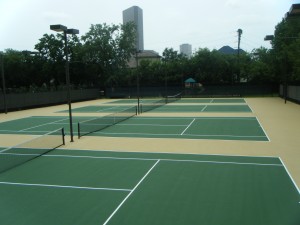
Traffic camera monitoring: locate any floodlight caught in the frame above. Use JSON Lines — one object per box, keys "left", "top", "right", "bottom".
{"left": 264, "top": 35, "right": 274, "bottom": 41}
{"left": 67, "top": 29, "right": 79, "bottom": 35}
{"left": 50, "top": 24, "right": 67, "bottom": 32}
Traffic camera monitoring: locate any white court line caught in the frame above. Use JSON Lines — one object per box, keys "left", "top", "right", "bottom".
{"left": 160, "top": 158, "right": 282, "bottom": 167}
{"left": 279, "top": 158, "right": 300, "bottom": 195}
{"left": 0, "top": 152, "right": 281, "bottom": 167}
{"left": 103, "top": 160, "right": 160, "bottom": 225}
{"left": 181, "top": 118, "right": 195, "bottom": 135}
{"left": 0, "top": 181, "right": 131, "bottom": 192}
{"left": 0, "top": 130, "right": 55, "bottom": 134}
{"left": 52, "top": 123, "right": 70, "bottom": 125}
{"left": 201, "top": 105, "right": 208, "bottom": 112}
{"left": 80, "top": 117, "right": 100, "bottom": 123}
{"left": 32, "top": 153, "right": 282, "bottom": 167}
{"left": 116, "top": 123, "right": 186, "bottom": 127}
{"left": 20, "top": 118, "right": 68, "bottom": 132}
{"left": 255, "top": 116, "right": 270, "bottom": 142}
{"left": 60, "top": 148, "right": 279, "bottom": 160}
{"left": 245, "top": 99, "right": 254, "bottom": 113}
{"left": 94, "top": 130, "right": 266, "bottom": 140}
{"left": 136, "top": 117, "right": 257, "bottom": 121}
{"left": 96, "top": 106, "right": 121, "bottom": 112}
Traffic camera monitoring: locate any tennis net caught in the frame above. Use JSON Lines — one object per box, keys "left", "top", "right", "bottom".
{"left": 166, "top": 92, "right": 182, "bottom": 103}
{"left": 0, "top": 128, "right": 65, "bottom": 174}
{"left": 78, "top": 106, "right": 137, "bottom": 138}
{"left": 140, "top": 98, "right": 166, "bottom": 113}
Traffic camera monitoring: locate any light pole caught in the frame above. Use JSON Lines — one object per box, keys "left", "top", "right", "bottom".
{"left": 0, "top": 51, "right": 7, "bottom": 114}
{"left": 135, "top": 50, "right": 140, "bottom": 113}
{"left": 50, "top": 24, "right": 79, "bottom": 142}
{"left": 264, "top": 35, "right": 288, "bottom": 104}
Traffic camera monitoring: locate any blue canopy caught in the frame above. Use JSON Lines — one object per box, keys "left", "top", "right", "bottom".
{"left": 185, "top": 78, "right": 196, "bottom": 83}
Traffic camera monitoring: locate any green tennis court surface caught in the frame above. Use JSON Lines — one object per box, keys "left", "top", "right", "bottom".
{"left": 0, "top": 116, "right": 268, "bottom": 141}
{"left": 106, "top": 98, "right": 246, "bottom": 104}
{"left": 82, "top": 116, "right": 268, "bottom": 141}
{"left": 0, "top": 149, "right": 299, "bottom": 225}
{"left": 141, "top": 104, "right": 252, "bottom": 113}
{"left": 59, "top": 104, "right": 252, "bottom": 113}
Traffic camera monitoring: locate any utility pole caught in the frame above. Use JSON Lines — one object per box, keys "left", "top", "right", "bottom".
{"left": 237, "top": 29, "right": 243, "bottom": 83}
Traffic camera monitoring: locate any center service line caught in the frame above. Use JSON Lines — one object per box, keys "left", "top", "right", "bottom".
{"left": 181, "top": 118, "right": 195, "bottom": 135}
{"left": 102, "top": 160, "right": 160, "bottom": 225}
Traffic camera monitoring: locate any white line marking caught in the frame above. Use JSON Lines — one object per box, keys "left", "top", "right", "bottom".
{"left": 20, "top": 118, "right": 68, "bottom": 132}
{"left": 256, "top": 116, "right": 270, "bottom": 142}
{"left": 181, "top": 118, "right": 195, "bottom": 135}
{"left": 245, "top": 100, "right": 254, "bottom": 113}
{"left": 0, "top": 181, "right": 131, "bottom": 192}
{"left": 0, "top": 130, "right": 53, "bottom": 134}
{"left": 136, "top": 117, "right": 257, "bottom": 120}
{"left": 279, "top": 158, "right": 300, "bottom": 195}
{"left": 49, "top": 154, "right": 156, "bottom": 161}
{"left": 9, "top": 153, "right": 281, "bottom": 167}
{"left": 201, "top": 105, "right": 208, "bottom": 112}
{"left": 61, "top": 148, "right": 279, "bottom": 159}
{"left": 80, "top": 117, "right": 100, "bottom": 123}
{"left": 161, "top": 159, "right": 282, "bottom": 167}
{"left": 96, "top": 106, "right": 121, "bottom": 112}
{"left": 103, "top": 160, "right": 160, "bottom": 225}
{"left": 94, "top": 130, "right": 266, "bottom": 139}
{"left": 116, "top": 123, "right": 186, "bottom": 127}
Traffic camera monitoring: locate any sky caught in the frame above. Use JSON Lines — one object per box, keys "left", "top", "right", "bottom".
{"left": 0, "top": 0, "right": 298, "bottom": 55}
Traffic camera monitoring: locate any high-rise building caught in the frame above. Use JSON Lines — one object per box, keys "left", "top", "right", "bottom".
{"left": 123, "top": 6, "right": 144, "bottom": 51}
{"left": 180, "top": 44, "right": 192, "bottom": 58}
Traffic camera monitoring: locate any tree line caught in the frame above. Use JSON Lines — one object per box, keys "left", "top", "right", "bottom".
{"left": 1, "top": 16, "right": 299, "bottom": 94}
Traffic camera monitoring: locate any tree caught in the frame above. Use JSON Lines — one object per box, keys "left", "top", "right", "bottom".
{"left": 248, "top": 47, "right": 276, "bottom": 83}
{"left": 161, "top": 48, "right": 186, "bottom": 85}
{"left": 162, "top": 48, "right": 184, "bottom": 62}
{"left": 3, "top": 49, "right": 26, "bottom": 90}
{"left": 81, "top": 23, "right": 136, "bottom": 87}
{"left": 34, "top": 33, "right": 82, "bottom": 87}
{"left": 272, "top": 17, "right": 300, "bottom": 83}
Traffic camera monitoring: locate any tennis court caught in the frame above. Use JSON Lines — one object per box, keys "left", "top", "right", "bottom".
{"left": 140, "top": 104, "right": 252, "bottom": 112}
{"left": 57, "top": 104, "right": 252, "bottom": 113}
{"left": 106, "top": 98, "right": 246, "bottom": 104}
{"left": 0, "top": 115, "right": 268, "bottom": 141}
{"left": 0, "top": 149, "right": 299, "bottom": 225}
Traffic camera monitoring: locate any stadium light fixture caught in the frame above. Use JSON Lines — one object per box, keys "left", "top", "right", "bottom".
{"left": 50, "top": 24, "right": 67, "bottom": 32}
{"left": 50, "top": 24, "right": 79, "bottom": 142}
{"left": 264, "top": 35, "right": 274, "bottom": 41}
{"left": 22, "top": 50, "right": 39, "bottom": 55}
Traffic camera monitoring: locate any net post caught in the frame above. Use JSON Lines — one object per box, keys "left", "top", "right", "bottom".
{"left": 78, "top": 122, "right": 81, "bottom": 139}
{"left": 62, "top": 128, "right": 65, "bottom": 145}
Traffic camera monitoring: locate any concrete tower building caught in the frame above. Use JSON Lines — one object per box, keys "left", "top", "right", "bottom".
{"left": 123, "top": 6, "right": 144, "bottom": 51}
{"left": 180, "top": 44, "right": 192, "bottom": 58}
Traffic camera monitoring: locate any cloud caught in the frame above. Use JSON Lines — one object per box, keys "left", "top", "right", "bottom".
{"left": 225, "top": 0, "right": 241, "bottom": 9}
{"left": 42, "top": 11, "right": 71, "bottom": 21}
